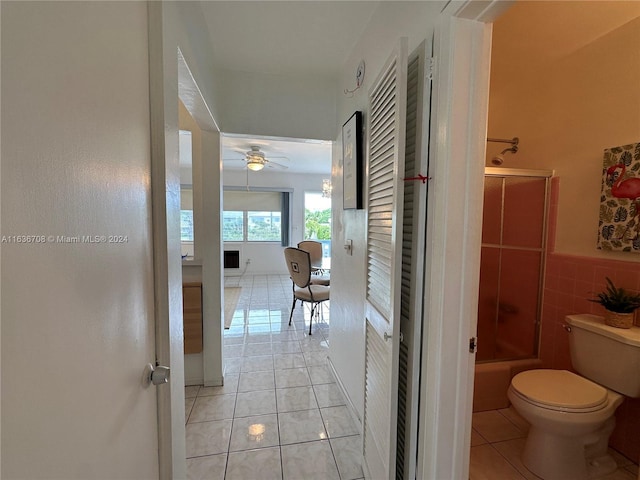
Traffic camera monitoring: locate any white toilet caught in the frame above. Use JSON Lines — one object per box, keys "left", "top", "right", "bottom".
{"left": 507, "top": 314, "right": 640, "bottom": 480}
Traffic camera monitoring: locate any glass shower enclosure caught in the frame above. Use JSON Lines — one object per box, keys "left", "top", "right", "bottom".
{"left": 476, "top": 168, "right": 552, "bottom": 362}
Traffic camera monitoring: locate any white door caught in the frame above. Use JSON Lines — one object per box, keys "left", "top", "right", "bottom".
{"left": 2, "top": 2, "right": 160, "bottom": 478}
{"left": 362, "top": 38, "right": 409, "bottom": 479}
{"left": 396, "top": 40, "right": 433, "bottom": 480}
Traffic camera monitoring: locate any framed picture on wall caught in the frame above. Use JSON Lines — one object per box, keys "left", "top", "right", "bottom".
{"left": 342, "top": 111, "right": 363, "bottom": 209}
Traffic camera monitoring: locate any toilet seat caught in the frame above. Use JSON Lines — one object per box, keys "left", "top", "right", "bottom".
{"left": 511, "top": 369, "right": 608, "bottom": 413}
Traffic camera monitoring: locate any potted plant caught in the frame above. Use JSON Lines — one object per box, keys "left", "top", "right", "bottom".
{"left": 589, "top": 277, "right": 640, "bottom": 329}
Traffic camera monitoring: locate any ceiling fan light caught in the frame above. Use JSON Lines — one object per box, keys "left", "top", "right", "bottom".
{"left": 247, "top": 161, "right": 265, "bottom": 171}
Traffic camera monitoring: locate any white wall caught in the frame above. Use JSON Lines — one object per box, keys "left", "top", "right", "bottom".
{"left": 223, "top": 169, "right": 329, "bottom": 275}
{"left": 218, "top": 69, "right": 337, "bottom": 141}
{"left": 2, "top": 2, "right": 159, "bottom": 477}
{"left": 329, "top": 1, "right": 445, "bottom": 420}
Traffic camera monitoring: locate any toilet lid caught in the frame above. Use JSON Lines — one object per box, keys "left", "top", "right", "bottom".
{"left": 511, "top": 370, "right": 608, "bottom": 410}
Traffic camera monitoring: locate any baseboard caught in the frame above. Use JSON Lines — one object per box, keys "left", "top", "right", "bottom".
{"left": 184, "top": 376, "right": 203, "bottom": 387}
{"left": 327, "top": 355, "right": 362, "bottom": 430}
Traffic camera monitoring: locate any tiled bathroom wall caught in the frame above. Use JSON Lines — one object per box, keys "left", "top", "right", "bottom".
{"left": 540, "top": 251, "right": 640, "bottom": 462}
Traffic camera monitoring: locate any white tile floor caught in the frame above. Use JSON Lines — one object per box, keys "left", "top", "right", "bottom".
{"left": 470, "top": 408, "right": 639, "bottom": 480}
{"left": 185, "top": 274, "right": 364, "bottom": 480}
{"left": 185, "top": 274, "right": 640, "bottom": 480}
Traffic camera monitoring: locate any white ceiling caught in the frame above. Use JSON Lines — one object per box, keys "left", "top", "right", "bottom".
{"left": 222, "top": 134, "right": 332, "bottom": 174}
{"left": 199, "top": 1, "right": 380, "bottom": 175}
{"left": 197, "top": 1, "right": 640, "bottom": 176}
{"left": 199, "top": 1, "right": 379, "bottom": 77}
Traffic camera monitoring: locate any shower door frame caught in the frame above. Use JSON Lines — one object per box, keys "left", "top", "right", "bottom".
{"left": 481, "top": 167, "right": 553, "bottom": 362}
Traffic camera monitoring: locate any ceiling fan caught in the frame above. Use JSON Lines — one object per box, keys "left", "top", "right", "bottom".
{"left": 224, "top": 146, "right": 289, "bottom": 171}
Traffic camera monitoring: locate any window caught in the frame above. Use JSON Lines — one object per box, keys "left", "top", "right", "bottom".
{"left": 222, "top": 211, "right": 243, "bottom": 241}
{"left": 304, "top": 192, "right": 331, "bottom": 260}
{"left": 223, "top": 189, "right": 291, "bottom": 244}
{"left": 248, "top": 211, "right": 281, "bottom": 241}
{"left": 180, "top": 210, "right": 194, "bottom": 242}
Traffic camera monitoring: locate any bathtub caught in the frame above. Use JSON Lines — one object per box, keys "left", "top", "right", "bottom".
{"left": 473, "top": 358, "right": 542, "bottom": 412}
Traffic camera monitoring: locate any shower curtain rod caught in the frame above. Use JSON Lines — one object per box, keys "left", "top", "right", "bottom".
{"left": 487, "top": 137, "right": 519, "bottom": 145}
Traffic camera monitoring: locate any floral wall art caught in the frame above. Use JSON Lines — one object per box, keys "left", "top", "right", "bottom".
{"left": 597, "top": 141, "right": 640, "bottom": 252}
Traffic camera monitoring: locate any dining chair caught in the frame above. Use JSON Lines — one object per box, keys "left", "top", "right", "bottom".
{"left": 297, "top": 240, "right": 330, "bottom": 286}
{"left": 283, "top": 247, "right": 330, "bottom": 335}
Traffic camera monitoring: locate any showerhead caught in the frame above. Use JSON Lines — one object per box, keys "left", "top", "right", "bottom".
{"left": 491, "top": 145, "right": 519, "bottom": 166}
{"left": 487, "top": 136, "right": 519, "bottom": 166}
{"left": 491, "top": 154, "right": 505, "bottom": 166}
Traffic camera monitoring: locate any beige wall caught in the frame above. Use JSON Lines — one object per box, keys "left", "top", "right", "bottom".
{"left": 488, "top": 2, "right": 640, "bottom": 262}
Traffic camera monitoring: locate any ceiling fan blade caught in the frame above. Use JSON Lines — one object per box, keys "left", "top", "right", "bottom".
{"left": 266, "top": 161, "right": 289, "bottom": 170}
{"left": 223, "top": 158, "right": 246, "bottom": 163}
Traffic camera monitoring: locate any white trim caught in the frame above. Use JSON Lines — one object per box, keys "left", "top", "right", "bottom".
{"left": 149, "top": 4, "right": 222, "bottom": 479}
{"left": 417, "top": 1, "right": 506, "bottom": 477}
{"left": 327, "top": 356, "right": 362, "bottom": 427}
{"left": 148, "top": 3, "right": 186, "bottom": 479}
{"left": 485, "top": 167, "right": 554, "bottom": 178}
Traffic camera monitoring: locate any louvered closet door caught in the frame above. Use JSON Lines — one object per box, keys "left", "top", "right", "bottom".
{"left": 362, "top": 38, "right": 408, "bottom": 480}
{"left": 397, "top": 40, "right": 432, "bottom": 480}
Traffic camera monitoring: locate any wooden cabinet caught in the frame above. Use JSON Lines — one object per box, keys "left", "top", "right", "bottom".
{"left": 183, "top": 282, "right": 203, "bottom": 354}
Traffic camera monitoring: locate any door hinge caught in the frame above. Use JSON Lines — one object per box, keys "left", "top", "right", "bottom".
{"left": 469, "top": 336, "right": 478, "bottom": 354}
{"left": 426, "top": 57, "right": 436, "bottom": 81}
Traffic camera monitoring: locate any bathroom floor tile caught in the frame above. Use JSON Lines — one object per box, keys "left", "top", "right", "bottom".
{"left": 275, "top": 367, "right": 312, "bottom": 388}
{"left": 186, "top": 453, "right": 226, "bottom": 480}
{"left": 271, "top": 341, "right": 302, "bottom": 354}
{"left": 238, "top": 371, "right": 275, "bottom": 392}
{"left": 469, "top": 444, "right": 527, "bottom": 480}
{"left": 234, "top": 389, "right": 277, "bottom": 418}
{"left": 472, "top": 410, "right": 526, "bottom": 443}
{"left": 320, "top": 405, "right": 359, "bottom": 438}
{"left": 303, "top": 350, "right": 328, "bottom": 367}
{"left": 225, "top": 446, "right": 282, "bottom": 480}
{"left": 185, "top": 385, "right": 200, "bottom": 399}
{"left": 599, "top": 469, "right": 637, "bottom": 479}
{"left": 281, "top": 440, "right": 340, "bottom": 480}
{"left": 189, "top": 394, "right": 236, "bottom": 423}
{"left": 185, "top": 397, "right": 196, "bottom": 424}
{"left": 491, "top": 438, "right": 541, "bottom": 480}
{"left": 186, "top": 419, "right": 233, "bottom": 458}
{"left": 241, "top": 354, "right": 274, "bottom": 373}
{"left": 244, "top": 342, "right": 273, "bottom": 356}
{"left": 229, "top": 414, "right": 280, "bottom": 452}
{"left": 330, "top": 435, "right": 364, "bottom": 480}
{"left": 273, "top": 353, "right": 306, "bottom": 370}
{"left": 313, "top": 383, "right": 346, "bottom": 408}
{"left": 278, "top": 409, "right": 327, "bottom": 445}
{"left": 308, "top": 365, "right": 334, "bottom": 384}
{"left": 470, "top": 428, "right": 488, "bottom": 447}
{"left": 276, "top": 386, "right": 318, "bottom": 413}
{"left": 498, "top": 406, "right": 530, "bottom": 433}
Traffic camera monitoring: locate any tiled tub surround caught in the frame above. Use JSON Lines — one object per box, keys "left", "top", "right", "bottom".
{"left": 476, "top": 174, "right": 640, "bottom": 463}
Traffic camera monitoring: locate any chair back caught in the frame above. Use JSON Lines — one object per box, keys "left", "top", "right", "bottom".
{"left": 284, "top": 247, "right": 312, "bottom": 288}
{"left": 297, "top": 240, "right": 323, "bottom": 268}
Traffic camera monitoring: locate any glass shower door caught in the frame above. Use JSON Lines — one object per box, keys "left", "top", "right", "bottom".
{"left": 476, "top": 172, "right": 550, "bottom": 362}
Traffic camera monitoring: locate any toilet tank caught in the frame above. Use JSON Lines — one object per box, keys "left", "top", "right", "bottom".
{"left": 566, "top": 314, "right": 640, "bottom": 398}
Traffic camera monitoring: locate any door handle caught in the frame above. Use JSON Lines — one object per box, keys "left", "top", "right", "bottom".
{"left": 143, "top": 363, "right": 170, "bottom": 387}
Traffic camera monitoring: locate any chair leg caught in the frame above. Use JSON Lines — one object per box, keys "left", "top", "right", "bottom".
{"left": 309, "top": 303, "right": 315, "bottom": 335}
{"left": 289, "top": 297, "right": 297, "bottom": 325}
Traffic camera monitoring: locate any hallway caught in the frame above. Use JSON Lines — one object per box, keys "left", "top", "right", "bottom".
{"left": 185, "top": 274, "right": 363, "bottom": 480}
